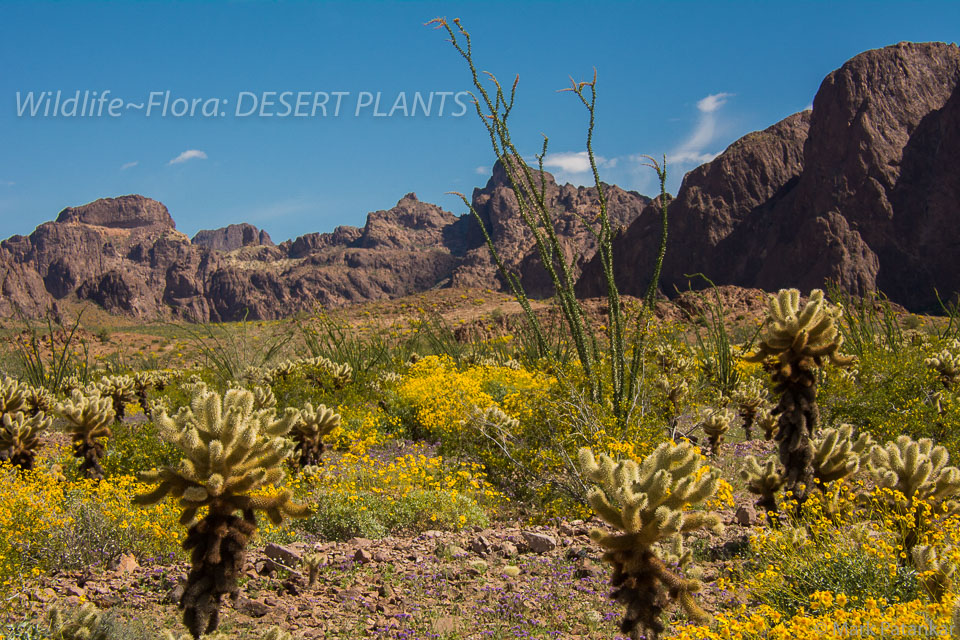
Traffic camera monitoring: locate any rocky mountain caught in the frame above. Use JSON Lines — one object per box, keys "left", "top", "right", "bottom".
{"left": 3, "top": 41, "right": 958, "bottom": 321}
{"left": 192, "top": 224, "right": 274, "bottom": 252}
{"left": 578, "top": 41, "right": 960, "bottom": 311}
{"left": 0, "top": 174, "right": 648, "bottom": 321}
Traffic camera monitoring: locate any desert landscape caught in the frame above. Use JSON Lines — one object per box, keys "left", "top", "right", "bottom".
{"left": 1, "top": 5, "right": 960, "bottom": 640}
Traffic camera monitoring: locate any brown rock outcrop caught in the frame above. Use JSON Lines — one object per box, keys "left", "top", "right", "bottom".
{"left": 579, "top": 41, "right": 960, "bottom": 311}
{"left": 192, "top": 224, "right": 274, "bottom": 252}
{"left": 454, "top": 160, "right": 649, "bottom": 296}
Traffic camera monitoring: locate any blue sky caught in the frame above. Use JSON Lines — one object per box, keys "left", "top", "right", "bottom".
{"left": 1, "top": 1, "right": 958, "bottom": 243}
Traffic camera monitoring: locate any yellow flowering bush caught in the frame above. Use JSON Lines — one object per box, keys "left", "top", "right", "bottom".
{"left": 0, "top": 460, "right": 182, "bottom": 608}
{"left": 669, "top": 599, "right": 952, "bottom": 639}
{"left": 297, "top": 444, "right": 501, "bottom": 540}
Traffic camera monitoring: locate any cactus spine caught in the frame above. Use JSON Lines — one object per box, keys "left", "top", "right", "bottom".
{"left": 579, "top": 442, "right": 723, "bottom": 640}
{"left": 57, "top": 390, "right": 115, "bottom": 480}
{"left": 134, "top": 388, "right": 309, "bottom": 639}
{"left": 46, "top": 602, "right": 108, "bottom": 640}
{"left": 745, "top": 288, "right": 853, "bottom": 506}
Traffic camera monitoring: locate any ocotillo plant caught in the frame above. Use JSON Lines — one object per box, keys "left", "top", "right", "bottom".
{"left": 745, "top": 288, "right": 854, "bottom": 506}
{"left": 579, "top": 442, "right": 722, "bottom": 640}
{"left": 431, "top": 17, "right": 669, "bottom": 433}
{"left": 291, "top": 402, "right": 341, "bottom": 467}
{"left": 134, "top": 388, "right": 309, "bottom": 638}
{"left": 0, "top": 411, "right": 51, "bottom": 470}
{"left": 57, "top": 389, "right": 115, "bottom": 480}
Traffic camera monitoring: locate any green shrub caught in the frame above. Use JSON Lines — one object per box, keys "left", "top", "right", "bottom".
{"left": 101, "top": 420, "right": 180, "bottom": 478}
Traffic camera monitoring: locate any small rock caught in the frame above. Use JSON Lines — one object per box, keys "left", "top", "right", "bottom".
{"left": 522, "top": 531, "right": 557, "bottom": 554}
{"left": 264, "top": 542, "right": 301, "bottom": 569}
{"left": 35, "top": 588, "right": 57, "bottom": 602}
{"left": 734, "top": 505, "right": 758, "bottom": 527}
{"left": 558, "top": 522, "right": 575, "bottom": 536}
{"left": 469, "top": 535, "right": 491, "bottom": 554}
{"left": 354, "top": 549, "right": 373, "bottom": 564}
{"left": 236, "top": 597, "right": 271, "bottom": 618}
{"left": 574, "top": 559, "right": 603, "bottom": 579}
{"left": 442, "top": 544, "right": 469, "bottom": 558}
{"left": 347, "top": 537, "right": 372, "bottom": 547}
{"left": 498, "top": 541, "right": 518, "bottom": 557}
{"left": 64, "top": 584, "right": 85, "bottom": 598}
{"left": 111, "top": 553, "right": 139, "bottom": 574}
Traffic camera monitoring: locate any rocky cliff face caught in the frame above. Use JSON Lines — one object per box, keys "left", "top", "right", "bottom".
{"left": 4, "top": 42, "right": 958, "bottom": 321}
{"left": 192, "top": 223, "right": 274, "bottom": 252}
{"left": 453, "top": 160, "right": 650, "bottom": 296}
{"left": 0, "top": 173, "right": 646, "bottom": 321}
{"left": 579, "top": 41, "right": 960, "bottom": 311}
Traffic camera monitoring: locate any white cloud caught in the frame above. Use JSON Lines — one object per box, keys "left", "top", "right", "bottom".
{"left": 541, "top": 151, "right": 619, "bottom": 174}
{"left": 169, "top": 149, "right": 208, "bottom": 165}
{"left": 0, "top": 180, "right": 14, "bottom": 187}
{"left": 475, "top": 166, "right": 488, "bottom": 175}
{"left": 667, "top": 92, "right": 734, "bottom": 167}
{"left": 120, "top": 161, "right": 139, "bottom": 171}
{"left": 803, "top": 103, "right": 813, "bottom": 112}
{"left": 697, "top": 92, "right": 733, "bottom": 113}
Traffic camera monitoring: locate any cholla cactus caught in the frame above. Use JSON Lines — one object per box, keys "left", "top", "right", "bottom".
{"left": 267, "top": 359, "right": 298, "bottom": 382}
{"left": 301, "top": 551, "right": 324, "bottom": 587}
{"left": 741, "top": 456, "right": 784, "bottom": 518}
{"left": 252, "top": 385, "right": 277, "bottom": 411}
{"left": 0, "top": 376, "right": 26, "bottom": 417}
{"left": 147, "top": 397, "right": 171, "bottom": 421}
{"left": 304, "top": 356, "right": 353, "bottom": 389}
{"left": 292, "top": 403, "right": 341, "bottom": 467}
{"left": 869, "top": 435, "right": 960, "bottom": 554}
{"left": 699, "top": 408, "right": 734, "bottom": 456}
{"left": 926, "top": 341, "right": 960, "bottom": 390}
{"left": 732, "top": 378, "right": 768, "bottom": 440}
{"left": 134, "top": 388, "right": 309, "bottom": 639}
{"left": 745, "top": 289, "right": 854, "bottom": 505}
{"left": 95, "top": 374, "right": 136, "bottom": 421}
{"left": 656, "top": 375, "right": 689, "bottom": 419}
{"left": 0, "top": 411, "right": 51, "bottom": 470}
{"left": 57, "top": 390, "right": 115, "bottom": 480}
{"left": 47, "top": 602, "right": 107, "bottom": 640}
{"left": 869, "top": 436, "right": 960, "bottom": 508}
{"left": 22, "top": 384, "right": 54, "bottom": 417}
{"left": 812, "top": 424, "right": 874, "bottom": 485}
{"left": 132, "top": 370, "right": 172, "bottom": 408}
{"left": 912, "top": 545, "right": 955, "bottom": 602}
{"left": 756, "top": 408, "right": 778, "bottom": 441}
{"left": 579, "top": 443, "right": 723, "bottom": 640}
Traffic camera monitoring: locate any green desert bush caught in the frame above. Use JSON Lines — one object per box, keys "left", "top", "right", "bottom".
{"left": 820, "top": 339, "right": 960, "bottom": 458}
